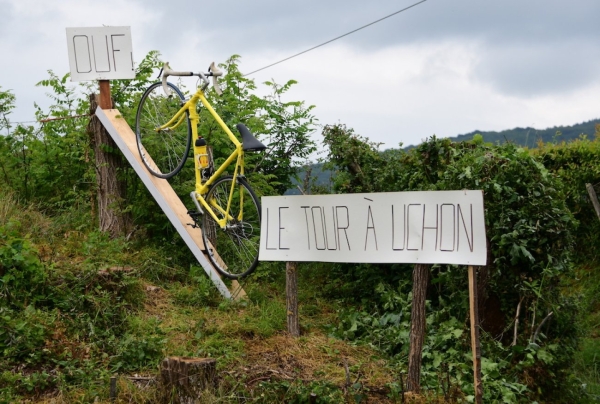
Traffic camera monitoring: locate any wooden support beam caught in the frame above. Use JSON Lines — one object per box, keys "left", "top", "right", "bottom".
{"left": 96, "top": 108, "right": 245, "bottom": 300}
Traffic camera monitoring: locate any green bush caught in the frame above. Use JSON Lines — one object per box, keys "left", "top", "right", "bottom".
{"left": 0, "top": 221, "right": 47, "bottom": 309}
{"left": 321, "top": 126, "right": 580, "bottom": 401}
{"left": 536, "top": 135, "right": 600, "bottom": 258}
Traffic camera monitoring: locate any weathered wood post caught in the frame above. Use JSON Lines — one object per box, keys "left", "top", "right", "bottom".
{"left": 586, "top": 183, "right": 600, "bottom": 223}
{"left": 99, "top": 80, "right": 112, "bottom": 111}
{"left": 109, "top": 375, "right": 117, "bottom": 401}
{"left": 286, "top": 261, "right": 300, "bottom": 337}
{"left": 88, "top": 80, "right": 133, "bottom": 238}
{"left": 469, "top": 265, "right": 483, "bottom": 403}
{"left": 406, "top": 263, "right": 430, "bottom": 392}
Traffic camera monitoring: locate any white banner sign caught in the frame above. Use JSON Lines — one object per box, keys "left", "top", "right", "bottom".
{"left": 259, "top": 190, "right": 486, "bottom": 265}
{"left": 66, "top": 26, "right": 135, "bottom": 81}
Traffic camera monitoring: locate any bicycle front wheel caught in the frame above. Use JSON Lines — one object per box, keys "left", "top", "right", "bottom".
{"left": 135, "top": 82, "right": 191, "bottom": 179}
{"left": 202, "top": 176, "right": 261, "bottom": 279}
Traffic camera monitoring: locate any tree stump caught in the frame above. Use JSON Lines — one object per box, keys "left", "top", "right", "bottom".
{"left": 160, "top": 357, "right": 217, "bottom": 403}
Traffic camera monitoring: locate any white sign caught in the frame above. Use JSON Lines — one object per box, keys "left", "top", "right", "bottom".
{"left": 66, "top": 26, "right": 135, "bottom": 81}
{"left": 259, "top": 191, "right": 487, "bottom": 265}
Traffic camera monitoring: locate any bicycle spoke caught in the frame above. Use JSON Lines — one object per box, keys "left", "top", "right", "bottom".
{"left": 202, "top": 176, "right": 261, "bottom": 279}
{"left": 135, "top": 82, "right": 191, "bottom": 178}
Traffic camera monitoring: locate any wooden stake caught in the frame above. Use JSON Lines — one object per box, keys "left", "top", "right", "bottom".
{"left": 99, "top": 80, "right": 112, "bottom": 110}
{"left": 586, "top": 183, "right": 600, "bottom": 223}
{"left": 468, "top": 265, "right": 483, "bottom": 403}
{"left": 110, "top": 376, "right": 117, "bottom": 401}
{"left": 286, "top": 261, "right": 300, "bottom": 337}
{"left": 406, "top": 263, "right": 430, "bottom": 392}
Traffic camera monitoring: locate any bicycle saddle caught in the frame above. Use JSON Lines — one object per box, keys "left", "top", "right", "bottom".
{"left": 236, "top": 123, "right": 267, "bottom": 152}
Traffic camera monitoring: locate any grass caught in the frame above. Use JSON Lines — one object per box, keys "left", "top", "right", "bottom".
{"left": 4, "top": 190, "right": 598, "bottom": 403}
{"left": 0, "top": 194, "right": 406, "bottom": 402}
{"left": 575, "top": 338, "right": 600, "bottom": 400}
{"left": 569, "top": 260, "right": 600, "bottom": 403}
{"left": 21, "top": 274, "right": 402, "bottom": 403}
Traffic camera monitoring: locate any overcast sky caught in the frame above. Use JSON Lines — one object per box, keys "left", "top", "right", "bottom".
{"left": 2, "top": 0, "right": 599, "bottom": 150}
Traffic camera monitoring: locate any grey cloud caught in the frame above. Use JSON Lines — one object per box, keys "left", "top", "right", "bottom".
{"left": 0, "top": 0, "right": 13, "bottom": 37}
{"left": 474, "top": 40, "right": 600, "bottom": 96}
{"left": 138, "top": 0, "right": 600, "bottom": 51}
{"left": 135, "top": 0, "right": 600, "bottom": 99}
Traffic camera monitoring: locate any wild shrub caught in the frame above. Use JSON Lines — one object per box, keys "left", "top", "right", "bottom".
{"left": 0, "top": 221, "right": 47, "bottom": 309}
{"left": 534, "top": 135, "right": 600, "bottom": 257}
{"left": 321, "top": 125, "right": 579, "bottom": 401}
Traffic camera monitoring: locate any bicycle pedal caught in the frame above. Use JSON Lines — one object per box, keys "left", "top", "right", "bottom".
{"left": 187, "top": 210, "right": 202, "bottom": 228}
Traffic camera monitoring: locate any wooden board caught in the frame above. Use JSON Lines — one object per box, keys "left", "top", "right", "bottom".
{"left": 96, "top": 107, "right": 246, "bottom": 300}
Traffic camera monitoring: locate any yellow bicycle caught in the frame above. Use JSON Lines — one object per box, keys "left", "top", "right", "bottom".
{"left": 135, "top": 62, "right": 266, "bottom": 279}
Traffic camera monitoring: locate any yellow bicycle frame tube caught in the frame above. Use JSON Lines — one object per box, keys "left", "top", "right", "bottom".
{"left": 159, "top": 88, "right": 247, "bottom": 229}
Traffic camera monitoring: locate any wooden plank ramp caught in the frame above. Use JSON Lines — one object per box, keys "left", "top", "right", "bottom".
{"left": 96, "top": 107, "right": 246, "bottom": 300}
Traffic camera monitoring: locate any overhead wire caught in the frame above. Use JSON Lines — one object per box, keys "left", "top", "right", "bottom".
{"left": 6, "top": 119, "right": 39, "bottom": 125}
{"left": 9, "top": 114, "right": 93, "bottom": 126}
{"left": 243, "top": 0, "right": 428, "bottom": 77}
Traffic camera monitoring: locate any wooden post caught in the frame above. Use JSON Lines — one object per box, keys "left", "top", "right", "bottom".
{"left": 109, "top": 376, "right": 117, "bottom": 401}
{"left": 88, "top": 95, "right": 133, "bottom": 238}
{"left": 468, "top": 265, "right": 483, "bottom": 403}
{"left": 406, "top": 263, "right": 430, "bottom": 392}
{"left": 99, "top": 80, "right": 112, "bottom": 109}
{"left": 286, "top": 261, "right": 300, "bottom": 337}
{"left": 586, "top": 183, "right": 600, "bottom": 223}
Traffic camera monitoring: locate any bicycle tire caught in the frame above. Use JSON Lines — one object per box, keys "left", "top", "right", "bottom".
{"left": 201, "top": 175, "right": 261, "bottom": 279}
{"left": 135, "top": 82, "right": 191, "bottom": 179}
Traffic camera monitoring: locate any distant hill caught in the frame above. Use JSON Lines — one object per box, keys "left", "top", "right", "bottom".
{"left": 443, "top": 118, "right": 599, "bottom": 148}
{"left": 286, "top": 163, "right": 331, "bottom": 195}
{"left": 286, "top": 118, "right": 600, "bottom": 194}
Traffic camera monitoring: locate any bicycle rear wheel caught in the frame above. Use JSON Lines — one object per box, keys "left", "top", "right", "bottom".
{"left": 202, "top": 175, "right": 261, "bottom": 279}
{"left": 135, "top": 82, "right": 191, "bottom": 179}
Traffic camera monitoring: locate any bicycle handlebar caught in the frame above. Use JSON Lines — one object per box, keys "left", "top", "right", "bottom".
{"left": 208, "top": 62, "right": 223, "bottom": 95}
{"left": 161, "top": 61, "right": 223, "bottom": 96}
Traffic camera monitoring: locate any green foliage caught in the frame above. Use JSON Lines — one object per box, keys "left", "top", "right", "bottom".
{"left": 0, "top": 306, "right": 56, "bottom": 366}
{"left": 534, "top": 135, "right": 600, "bottom": 402}
{"left": 0, "top": 222, "right": 47, "bottom": 308}
{"left": 321, "top": 124, "right": 385, "bottom": 193}
{"left": 112, "top": 316, "right": 166, "bottom": 372}
{"left": 251, "top": 380, "right": 346, "bottom": 403}
{"left": 574, "top": 337, "right": 600, "bottom": 400}
{"left": 185, "top": 55, "right": 318, "bottom": 196}
{"left": 0, "top": 51, "right": 316, "bottom": 245}
{"left": 320, "top": 125, "right": 580, "bottom": 401}
{"left": 171, "top": 265, "right": 221, "bottom": 307}
{"left": 0, "top": 209, "right": 151, "bottom": 398}
{"left": 0, "top": 72, "right": 92, "bottom": 211}
{"left": 3, "top": 46, "right": 599, "bottom": 402}
{"left": 0, "top": 86, "right": 15, "bottom": 135}
{"left": 536, "top": 134, "right": 600, "bottom": 257}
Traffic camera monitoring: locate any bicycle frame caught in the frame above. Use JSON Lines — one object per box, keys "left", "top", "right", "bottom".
{"left": 156, "top": 88, "right": 246, "bottom": 229}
